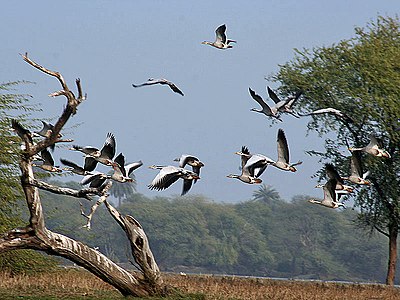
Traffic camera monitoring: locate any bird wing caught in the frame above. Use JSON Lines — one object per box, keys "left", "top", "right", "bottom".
{"left": 215, "top": 24, "right": 227, "bottom": 44}
{"left": 166, "top": 81, "right": 184, "bottom": 96}
{"left": 100, "top": 133, "right": 116, "bottom": 159}
{"left": 324, "top": 179, "right": 337, "bottom": 203}
{"left": 11, "top": 119, "right": 33, "bottom": 143}
{"left": 36, "top": 121, "right": 54, "bottom": 137}
{"left": 148, "top": 166, "right": 182, "bottom": 190}
{"left": 60, "top": 158, "right": 84, "bottom": 173}
{"left": 266, "top": 86, "right": 281, "bottom": 104}
{"left": 370, "top": 134, "right": 385, "bottom": 149}
{"left": 285, "top": 90, "right": 303, "bottom": 108}
{"left": 84, "top": 156, "right": 98, "bottom": 172}
{"left": 277, "top": 128, "right": 290, "bottom": 163}
{"left": 325, "top": 163, "right": 343, "bottom": 184}
{"left": 249, "top": 88, "right": 273, "bottom": 114}
{"left": 41, "top": 148, "right": 55, "bottom": 166}
{"left": 350, "top": 151, "right": 363, "bottom": 177}
{"left": 113, "top": 153, "right": 127, "bottom": 177}
{"left": 181, "top": 179, "right": 193, "bottom": 196}
{"left": 125, "top": 161, "right": 143, "bottom": 176}
{"left": 132, "top": 78, "right": 161, "bottom": 88}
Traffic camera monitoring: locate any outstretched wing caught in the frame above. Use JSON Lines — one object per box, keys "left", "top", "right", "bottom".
{"left": 277, "top": 128, "right": 290, "bottom": 163}
{"left": 215, "top": 24, "right": 227, "bottom": 44}
{"left": 249, "top": 88, "right": 272, "bottom": 113}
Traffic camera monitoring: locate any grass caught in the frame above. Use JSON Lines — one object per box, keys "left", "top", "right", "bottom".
{"left": 1, "top": 268, "right": 400, "bottom": 299}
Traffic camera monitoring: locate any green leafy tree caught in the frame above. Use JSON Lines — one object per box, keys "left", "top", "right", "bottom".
{"left": 271, "top": 16, "right": 400, "bottom": 284}
{"left": 0, "top": 81, "right": 56, "bottom": 274}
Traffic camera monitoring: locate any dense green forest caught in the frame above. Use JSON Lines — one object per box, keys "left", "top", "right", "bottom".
{"left": 36, "top": 180, "right": 394, "bottom": 283}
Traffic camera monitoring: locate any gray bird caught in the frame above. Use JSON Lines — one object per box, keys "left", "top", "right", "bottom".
{"left": 148, "top": 165, "right": 200, "bottom": 196}
{"left": 111, "top": 152, "right": 142, "bottom": 183}
{"left": 132, "top": 78, "right": 184, "bottom": 96}
{"left": 227, "top": 146, "right": 262, "bottom": 184}
{"left": 174, "top": 154, "right": 204, "bottom": 183}
{"left": 349, "top": 134, "right": 391, "bottom": 158}
{"left": 272, "top": 128, "right": 302, "bottom": 172}
{"left": 267, "top": 86, "right": 302, "bottom": 118}
{"left": 249, "top": 87, "right": 286, "bottom": 122}
{"left": 342, "top": 151, "right": 371, "bottom": 185}
{"left": 308, "top": 179, "right": 346, "bottom": 209}
{"left": 201, "top": 24, "right": 236, "bottom": 49}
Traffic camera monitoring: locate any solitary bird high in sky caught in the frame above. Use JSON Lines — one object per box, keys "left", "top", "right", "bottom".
{"left": 132, "top": 78, "right": 184, "bottom": 96}
{"left": 202, "top": 24, "right": 236, "bottom": 49}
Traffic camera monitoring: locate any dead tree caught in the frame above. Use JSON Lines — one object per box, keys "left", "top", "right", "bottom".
{"left": 0, "top": 53, "right": 164, "bottom": 297}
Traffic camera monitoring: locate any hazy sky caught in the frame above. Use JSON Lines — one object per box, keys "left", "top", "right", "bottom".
{"left": 2, "top": 1, "right": 399, "bottom": 202}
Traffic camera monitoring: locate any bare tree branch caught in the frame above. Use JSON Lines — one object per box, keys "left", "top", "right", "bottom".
{"left": 30, "top": 178, "right": 101, "bottom": 200}
{"left": 2, "top": 53, "right": 165, "bottom": 297}
{"left": 104, "top": 200, "right": 163, "bottom": 293}
{"left": 79, "top": 181, "right": 112, "bottom": 229}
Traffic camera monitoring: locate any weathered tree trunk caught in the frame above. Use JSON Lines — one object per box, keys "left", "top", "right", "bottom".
{"left": 0, "top": 53, "right": 165, "bottom": 297}
{"left": 386, "top": 222, "right": 398, "bottom": 285}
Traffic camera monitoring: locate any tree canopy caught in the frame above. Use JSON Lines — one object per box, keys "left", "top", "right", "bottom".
{"left": 270, "top": 15, "right": 400, "bottom": 284}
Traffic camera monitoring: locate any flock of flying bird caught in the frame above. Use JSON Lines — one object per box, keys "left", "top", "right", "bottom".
{"left": 11, "top": 24, "right": 394, "bottom": 206}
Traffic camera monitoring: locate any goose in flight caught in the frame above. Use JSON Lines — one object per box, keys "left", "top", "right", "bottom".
{"left": 249, "top": 88, "right": 285, "bottom": 122}
{"left": 33, "top": 148, "right": 62, "bottom": 173}
{"left": 71, "top": 133, "right": 117, "bottom": 171}
{"left": 323, "top": 163, "right": 354, "bottom": 193}
{"left": 60, "top": 158, "right": 92, "bottom": 176}
{"left": 132, "top": 78, "right": 184, "bottom": 96}
{"left": 148, "top": 165, "right": 200, "bottom": 196}
{"left": 342, "top": 151, "right": 370, "bottom": 185}
{"left": 202, "top": 24, "right": 236, "bottom": 49}
{"left": 11, "top": 119, "right": 33, "bottom": 144}
{"left": 111, "top": 153, "right": 143, "bottom": 183}
{"left": 308, "top": 179, "right": 346, "bottom": 209}
{"left": 348, "top": 134, "right": 391, "bottom": 158}
{"left": 80, "top": 171, "right": 110, "bottom": 189}
{"left": 34, "top": 121, "right": 62, "bottom": 138}
{"left": 273, "top": 128, "right": 302, "bottom": 172}
{"left": 299, "top": 108, "right": 354, "bottom": 123}
{"left": 267, "top": 86, "right": 302, "bottom": 118}
{"left": 227, "top": 146, "right": 262, "bottom": 184}
{"left": 174, "top": 154, "right": 204, "bottom": 183}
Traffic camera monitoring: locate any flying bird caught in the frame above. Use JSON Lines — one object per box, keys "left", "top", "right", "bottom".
{"left": 132, "top": 78, "right": 184, "bottom": 96}
{"left": 323, "top": 163, "right": 354, "bottom": 193}
{"left": 227, "top": 146, "right": 262, "bottom": 184}
{"left": 33, "top": 148, "right": 62, "bottom": 173}
{"left": 266, "top": 86, "right": 302, "bottom": 118}
{"left": 174, "top": 154, "right": 204, "bottom": 183}
{"left": 71, "top": 133, "right": 117, "bottom": 171}
{"left": 148, "top": 165, "right": 200, "bottom": 196}
{"left": 80, "top": 171, "right": 110, "bottom": 189}
{"left": 249, "top": 88, "right": 285, "bottom": 121}
{"left": 342, "top": 151, "right": 371, "bottom": 185}
{"left": 111, "top": 152, "right": 143, "bottom": 183}
{"left": 60, "top": 158, "right": 92, "bottom": 176}
{"left": 202, "top": 24, "right": 236, "bottom": 49}
{"left": 34, "top": 121, "right": 62, "bottom": 138}
{"left": 308, "top": 179, "right": 346, "bottom": 209}
{"left": 273, "top": 128, "right": 303, "bottom": 172}
{"left": 348, "top": 134, "right": 391, "bottom": 158}
{"left": 11, "top": 119, "right": 33, "bottom": 144}
{"left": 299, "top": 108, "right": 354, "bottom": 123}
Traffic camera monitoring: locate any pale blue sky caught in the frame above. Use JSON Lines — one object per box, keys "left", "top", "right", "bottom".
{"left": 2, "top": 1, "right": 399, "bottom": 202}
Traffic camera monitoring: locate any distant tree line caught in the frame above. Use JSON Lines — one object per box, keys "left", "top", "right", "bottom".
{"left": 39, "top": 181, "right": 394, "bottom": 283}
